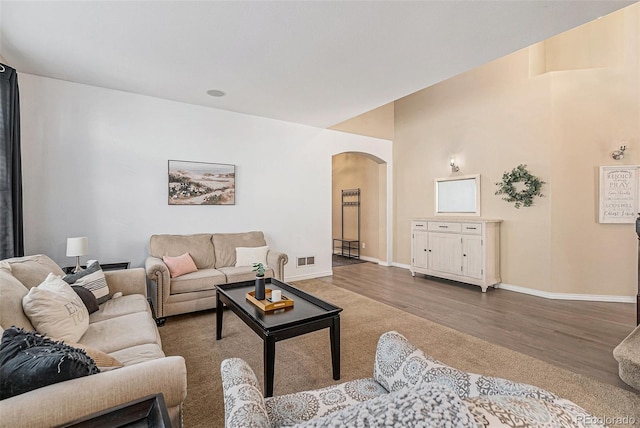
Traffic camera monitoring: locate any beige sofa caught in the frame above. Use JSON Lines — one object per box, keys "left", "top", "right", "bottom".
{"left": 145, "top": 231, "right": 288, "bottom": 322}
{"left": 0, "top": 255, "right": 187, "bottom": 427}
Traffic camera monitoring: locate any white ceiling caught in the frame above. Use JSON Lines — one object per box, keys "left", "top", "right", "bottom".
{"left": 0, "top": 1, "right": 635, "bottom": 128}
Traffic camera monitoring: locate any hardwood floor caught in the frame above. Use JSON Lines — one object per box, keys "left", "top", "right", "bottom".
{"left": 317, "top": 262, "right": 637, "bottom": 392}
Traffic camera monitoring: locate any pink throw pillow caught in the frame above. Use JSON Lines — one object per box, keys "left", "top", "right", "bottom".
{"left": 163, "top": 253, "right": 198, "bottom": 278}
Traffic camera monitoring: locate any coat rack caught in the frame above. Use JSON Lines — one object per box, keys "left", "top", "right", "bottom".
{"left": 333, "top": 188, "right": 361, "bottom": 259}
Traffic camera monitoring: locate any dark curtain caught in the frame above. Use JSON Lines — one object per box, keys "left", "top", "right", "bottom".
{"left": 0, "top": 63, "right": 24, "bottom": 259}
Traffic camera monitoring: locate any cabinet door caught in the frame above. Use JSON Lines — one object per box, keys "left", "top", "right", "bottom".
{"left": 462, "top": 235, "right": 483, "bottom": 279}
{"left": 412, "top": 230, "right": 428, "bottom": 268}
{"left": 428, "top": 232, "right": 461, "bottom": 275}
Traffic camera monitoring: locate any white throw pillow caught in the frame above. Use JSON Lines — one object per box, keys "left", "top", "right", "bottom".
{"left": 22, "top": 273, "right": 90, "bottom": 342}
{"left": 235, "top": 246, "right": 269, "bottom": 267}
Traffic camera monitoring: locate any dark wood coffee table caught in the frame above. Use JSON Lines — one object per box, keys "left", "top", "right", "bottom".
{"left": 216, "top": 278, "right": 342, "bottom": 397}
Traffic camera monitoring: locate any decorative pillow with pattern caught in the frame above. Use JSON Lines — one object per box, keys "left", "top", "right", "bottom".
{"left": 63, "top": 260, "right": 111, "bottom": 304}
{"left": 464, "top": 395, "right": 606, "bottom": 428}
{"left": 373, "top": 331, "right": 558, "bottom": 402}
{"left": 22, "top": 273, "right": 90, "bottom": 342}
{"left": 296, "top": 383, "right": 476, "bottom": 428}
{"left": 0, "top": 327, "right": 98, "bottom": 399}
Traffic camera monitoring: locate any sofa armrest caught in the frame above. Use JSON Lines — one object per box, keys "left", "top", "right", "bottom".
{"left": 266, "top": 250, "right": 288, "bottom": 281}
{"left": 221, "top": 358, "right": 270, "bottom": 428}
{"left": 145, "top": 256, "right": 171, "bottom": 318}
{"left": 104, "top": 268, "right": 147, "bottom": 297}
{"left": 0, "top": 356, "right": 187, "bottom": 427}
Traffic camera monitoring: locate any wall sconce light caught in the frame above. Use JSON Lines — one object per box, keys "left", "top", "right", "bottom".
{"left": 611, "top": 145, "right": 626, "bottom": 160}
{"left": 449, "top": 157, "right": 460, "bottom": 172}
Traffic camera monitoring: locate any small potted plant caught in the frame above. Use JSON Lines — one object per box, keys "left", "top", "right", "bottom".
{"left": 253, "top": 262, "right": 266, "bottom": 300}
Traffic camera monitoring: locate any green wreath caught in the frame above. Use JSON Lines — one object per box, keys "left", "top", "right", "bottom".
{"left": 495, "top": 164, "right": 545, "bottom": 209}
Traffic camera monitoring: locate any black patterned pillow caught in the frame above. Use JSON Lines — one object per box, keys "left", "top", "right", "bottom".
{"left": 0, "top": 327, "right": 98, "bottom": 399}
{"left": 63, "top": 261, "right": 111, "bottom": 304}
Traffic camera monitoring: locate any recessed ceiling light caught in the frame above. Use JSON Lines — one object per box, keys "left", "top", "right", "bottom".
{"left": 206, "top": 89, "right": 226, "bottom": 97}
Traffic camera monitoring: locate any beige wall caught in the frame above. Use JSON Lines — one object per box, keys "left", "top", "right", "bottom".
{"left": 394, "top": 4, "right": 639, "bottom": 296}
{"left": 331, "top": 103, "right": 395, "bottom": 141}
{"left": 332, "top": 153, "right": 381, "bottom": 260}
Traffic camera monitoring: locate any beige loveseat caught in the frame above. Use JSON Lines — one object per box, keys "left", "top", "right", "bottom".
{"left": 0, "top": 255, "right": 187, "bottom": 427}
{"left": 145, "top": 231, "right": 288, "bottom": 322}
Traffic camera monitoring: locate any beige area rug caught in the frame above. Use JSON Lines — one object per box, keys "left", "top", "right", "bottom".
{"left": 159, "top": 279, "right": 640, "bottom": 427}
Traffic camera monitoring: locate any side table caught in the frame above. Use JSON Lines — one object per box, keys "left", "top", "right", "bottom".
{"left": 60, "top": 393, "right": 171, "bottom": 427}
{"left": 63, "top": 261, "right": 130, "bottom": 274}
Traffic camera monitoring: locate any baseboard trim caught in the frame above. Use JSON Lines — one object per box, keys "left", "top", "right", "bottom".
{"left": 392, "top": 262, "right": 411, "bottom": 270}
{"left": 359, "top": 255, "right": 379, "bottom": 264}
{"left": 496, "top": 283, "right": 636, "bottom": 303}
{"left": 285, "top": 270, "right": 333, "bottom": 282}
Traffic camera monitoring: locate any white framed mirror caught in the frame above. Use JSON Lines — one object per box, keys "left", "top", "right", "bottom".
{"left": 435, "top": 174, "right": 481, "bottom": 216}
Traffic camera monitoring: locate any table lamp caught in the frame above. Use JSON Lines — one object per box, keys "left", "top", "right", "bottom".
{"left": 66, "top": 237, "right": 89, "bottom": 273}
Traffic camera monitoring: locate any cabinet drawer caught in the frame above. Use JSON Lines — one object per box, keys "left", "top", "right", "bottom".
{"left": 462, "top": 223, "right": 482, "bottom": 235}
{"left": 412, "top": 221, "right": 428, "bottom": 230}
{"left": 428, "top": 221, "right": 462, "bottom": 233}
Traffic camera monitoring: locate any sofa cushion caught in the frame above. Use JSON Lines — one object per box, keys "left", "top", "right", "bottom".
{"left": 0, "top": 327, "right": 98, "bottom": 400}
{"left": 63, "top": 341, "right": 124, "bottom": 370}
{"left": 22, "top": 273, "right": 90, "bottom": 343}
{"left": 218, "top": 266, "right": 274, "bottom": 284}
{"left": 0, "top": 268, "right": 35, "bottom": 331}
{"left": 296, "top": 383, "right": 476, "bottom": 428}
{"left": 170, "top": 268, "right": 226, "bottom": 294}
{"left": 109, "top": 343, "right": 165, "bottom": 366}
{"left": 150, "top": 234, "right": 215, "bottom": 269}
{"left": 79, "top": 312, "right": 160, "bottom": 354}
{"left": 89, "top": 294, "right": 150, "bottom": 324}
{"left": 163, "top": 253, "right": 198, "bottom": 278}
{"left": 212, "top": 231, "right": 267, "bottom": 268}
{"left": 1, "top": 254, "right": 65, "bottom": 289}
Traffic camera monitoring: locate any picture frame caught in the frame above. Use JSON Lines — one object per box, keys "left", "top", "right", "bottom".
{"left": 168, "top": 160, "right": 235, "bottom": 205}
{"left": 598, "top": 165, "right": 639, "bottom": 223}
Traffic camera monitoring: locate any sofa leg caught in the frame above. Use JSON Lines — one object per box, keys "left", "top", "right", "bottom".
{"left": 155, "top": 317, "right": 166, "bottom": 327}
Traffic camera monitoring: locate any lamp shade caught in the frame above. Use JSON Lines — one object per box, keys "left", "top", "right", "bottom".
{"left": 66, "top": 237, "right": 89, "bottom": 257}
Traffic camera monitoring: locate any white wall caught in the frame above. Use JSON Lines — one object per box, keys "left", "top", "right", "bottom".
{"left": 19, "top": 74, "right": 392, "bottom": 280}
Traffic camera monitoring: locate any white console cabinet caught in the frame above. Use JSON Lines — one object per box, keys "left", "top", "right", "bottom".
{"left": 410, "top": 219, "right": 501, "bottom": 292}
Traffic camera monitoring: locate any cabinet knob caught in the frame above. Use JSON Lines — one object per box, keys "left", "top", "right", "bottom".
{"left": 428, "top": 250, "right": 432, "bottom": 252}
{"left": 463, "top": 254, "right": 467, "bottom": 257}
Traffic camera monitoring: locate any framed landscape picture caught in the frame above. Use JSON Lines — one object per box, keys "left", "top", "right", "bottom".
{"left": 168, "top": 160, "right": 235, "bottom": 205}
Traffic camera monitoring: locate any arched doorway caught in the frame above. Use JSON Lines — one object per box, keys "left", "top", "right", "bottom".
{"left": 332, "top": 151, "right": 389, "bottom": 265}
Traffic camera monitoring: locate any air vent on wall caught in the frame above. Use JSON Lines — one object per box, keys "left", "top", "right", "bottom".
{"left": 297, "top": 256, "right": 315, "bottom": 267}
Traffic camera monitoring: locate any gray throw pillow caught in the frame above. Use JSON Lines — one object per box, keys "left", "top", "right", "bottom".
{"left": 63, "top": 261, "right": 111, "bottom": 304}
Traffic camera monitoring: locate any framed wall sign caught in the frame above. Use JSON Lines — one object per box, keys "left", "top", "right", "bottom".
{"left": 599, "top": 165, "right": 640, "bottom": 223}
{"left": 168, "top": 160, "right": 235, "bottom": 205}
